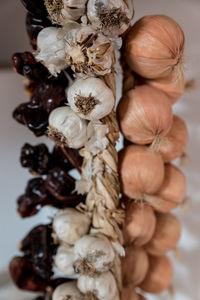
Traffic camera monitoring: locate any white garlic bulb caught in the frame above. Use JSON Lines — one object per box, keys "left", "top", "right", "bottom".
{"left": 54, "top": 245, "right": 76, "bottom": 276}
{"left": 67, "top": 78, "right": 115, "bottom": 120}
{"left": 87, "top": 0, "right": 133, "bottom": 36}
{"left": 36, "top": 27, "right": 67, "bottom": 76}
{"left": 53, "top": 208, "right": 91, "bottom": 245}
{"left": 63, "top": 23, "right": 113, "bottom": 75}
{"left": 52, "top": 281, "right": 83, "bottom": 300}
{"left": 77, "top": 271, "right": 118, "bottom": 300}
{"left": 45, "top": 0, "right": 88, "bottom": 25}
{"left": 74, "top": 234, "right": 115, "bottom": 274}
{"left": 48, "top": 106, "right": 88, "bottom": 149}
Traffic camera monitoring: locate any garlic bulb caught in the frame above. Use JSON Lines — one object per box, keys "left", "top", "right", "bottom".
{"left": 52, "top": 281, "right": 83, "bottom": 300}
{"left": 54, "top": 245, "right": 76, "bottom": 276}
{"left": 48, "top": 106, "right": 88, "bottom": 149}
{"left": 77, "top": 271, "right": 118, "bottom": 300}
{"left": 74, "top": 234, "right": 115, "bottom": 275}
{"left": 36, "top": 27, "right": 67, "bottom": 76}
{"left": 53, "top": 208, "right": 91, "bottom": 245}
{"left": 44, "top": 0, "right": 87, "bottom": 25}
{"left": 64, "top": 23, "right": 114, "bottom": 75}
{"left": 87, "top": 0, "right": 133, "bottom": 36}
{"left": 67, "top": 78, "right": 115, "bottom": 120}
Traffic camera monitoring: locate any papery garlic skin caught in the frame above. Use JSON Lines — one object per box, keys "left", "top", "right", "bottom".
{"left": 74, "top": 234, "right": 115, "bottom": 274}
{"left": 52, "top": 281, "right": 83, "bottom": 300}
{"left": 77, "top": 271, "right": 118, "bottom": 300}
{"left": 87, "top": 0, "right": 133, "bottom": 36}
{"left": 54, "top": 245, "right": 76, "bottom": 276}
{"left": 67, "top": 78, "right": 115, "bottom": 120}
{"left": 36, "top": 27, "right": 67, "bottom": 76}
{"left": 53, "top": 208, "right": 91, "bottom": 245}
{"left": 64, "top": 23, "right": 114, "bottom": 75}
{"left": 45, "top": 0, "right": 87, "bottom": 25}
{"left": 48, "top": 106, "right": 88, "bottom": 149}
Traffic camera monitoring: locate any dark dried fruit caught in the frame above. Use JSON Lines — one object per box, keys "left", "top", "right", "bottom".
{"left": 9, "top": 256, "right": 47, "bottom": 292}
{"left": 26, "top": 13, "right": 52, "bottom": 50}
{"left": 17, "top": 177, "right": 51, "bottom": 217}
{"left": 50, "top": 146, "right": 73, "bottom": 172}
{"left": 45, "top": 167, "right": 75, "bottom": 200}
{"left": 61, "top": 147, "right": 83, "bottom": 172}
{"left": 20, "top": 0, "right": 48, "bottom": 17}
{"left": 19, "top": 225, "right": 56, "bottom": 280}
{"left": 12, "top": 52, "right": 49, "bottom": 81}
{"left": 20, "top": 143, "right": 51, "bottom": 175}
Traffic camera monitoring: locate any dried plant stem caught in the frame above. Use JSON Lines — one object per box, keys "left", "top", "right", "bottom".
{"left": 77, "top": 72, "right": 124, "bottom": 291}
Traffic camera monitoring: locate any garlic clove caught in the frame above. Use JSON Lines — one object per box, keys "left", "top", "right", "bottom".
{"left": 54, "top": 245, "right": 76, "bottom": 276}
{"left": 77, "top": 271, "right": 118, "bottom": 300}
{"left": 87, "top": 0, "right": 133, "bottom": 36}
{"left": 67, "top": 78, "right": 115, "bottom": 120}
{"left": 52, "top": 281, "right": 83, "bottom": 300}
{"left": 36, "top": 27, "right": 67, "bottom": 76}
{"left": 48, "top": 106, "right": 88, "bottom": 149}
{"left": 53, "top": 208, "right": 91, "bottom": 245}
{"left": 44, "top": 0, "right": 88, "bottom": 25}
{"left": 74, "top": 234, "right": 115, "bottom": 275}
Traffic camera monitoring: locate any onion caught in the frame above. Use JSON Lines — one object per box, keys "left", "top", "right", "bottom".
{"left": 122, "top": 246, "right": 149, "bottom": 286}
{"left": 119, "top": 145, "right": 165, "bottom": 199}
{"left": 123, "top": 201, "right": 156, "bottom": 246}
{"left": 148, "top": 164, "right": 186, "bottom": 212}
{"left": 145, "top": 213, "right": 181, "bottom": 255}
{"left": 159, "top": 115, "right": 189, "bottom": 162}
{"left": 124, "top": 15, "right": 185, "bottom": 80}
{"left": 122, "top": 286, "right": 146, "bottom": 300}
{"left": 117, "top": 85, "right": 173, "bottom": 148}
{"left": 139, "top": 255, "right": 173, "bottom": 294}
{"left": 147, "top": 69, "right": 185, "bottom": 104}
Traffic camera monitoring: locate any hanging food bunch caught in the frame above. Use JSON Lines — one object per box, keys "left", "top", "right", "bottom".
{"left": 10, "top": 0, "right": 136, "bottom": 300}
{"left": 119, "top": 15, "right": 188, "bottom": 298}
{"left": 9, "top": 1, "right": 189, "bottom": 299}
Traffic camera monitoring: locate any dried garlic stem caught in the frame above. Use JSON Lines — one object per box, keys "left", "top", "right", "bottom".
{"left": 77, "top": 72, "right": 124, "bottom": 290}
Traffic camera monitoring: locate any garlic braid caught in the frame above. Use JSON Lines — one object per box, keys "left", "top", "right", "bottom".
{"left": 36, "top": 0, "right": 135, "bottom": 299}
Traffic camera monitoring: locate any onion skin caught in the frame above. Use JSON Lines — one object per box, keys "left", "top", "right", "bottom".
{"left": 145, "top": 213, "right": 181, "bottom": 255}
{"left": 123, "top": 201, "right": 156, "bottom": 246}
{"left": 147, "top": 69, "right": 185, "bottom": 104}
{"left": 119, "top": 145, "right": 165, "bottom": 199}
{"left": 117, "top": 85, "right": 173, "bottom": 145}
{"left": 122, "top": 246, "right": 149, "bottom": 286}
{"left": 122, "top": 286, "right": 146, "bottom": 300}
{"left": 150, "top": 164, "right": 186, "bottom": 213}
{"left": 124, "top": 15, "right": 185, "bottom": 80}
{"left": 159, "top": 115, "right": 189, "bottom": 162}
{"left": 139, "top": 255, "right": 173, "bottom": 294}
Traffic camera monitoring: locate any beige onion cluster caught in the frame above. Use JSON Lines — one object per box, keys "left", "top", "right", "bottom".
{"left": 119, "top": 14, "right": 188, "bottom": 299}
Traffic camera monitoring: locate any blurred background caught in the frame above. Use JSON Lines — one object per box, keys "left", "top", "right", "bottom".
{"left": 0, "top": 0, "right": 200, "bottom": 299}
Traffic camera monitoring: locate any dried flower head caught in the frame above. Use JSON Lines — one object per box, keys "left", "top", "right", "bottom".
{"left": 44, "top": 0, "right": 88, "bottom": 25}
{"left": 64, "top": 22, "right": 114, "bottom": 75}
{"left": 87, "top": 0, "right": 133, "bottom": 36}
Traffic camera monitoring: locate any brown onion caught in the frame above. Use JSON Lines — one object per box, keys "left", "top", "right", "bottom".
{"left": 122, "top": 286, "right": 146, "bottom": 300}
{"left": 146, "top": 164, "right": 186, "bottom": 212}
{"left": 123, "top": 68, "right": 135, "bottom": 93}
{"left": 145, "top": 213, "right": 181, "bottom": 255}
{"left": 122, "top": 246, "right": 149, "bottom": 286}
{"left": 124, "top": 15, "right": 185, "bottom": 80}
{"left": 147, "top": 69, "right": 185, "bottom": 104}
{"left": 159, "top": 115, "right": 189, "bottom": 162}
{"left": 119, "top": 145, "right": 165, "bottom": 199}
{"left": 117, "top": 85, "right": 173, "bottom": 146}
{"left": 139, "top": 255, "right": 173, "bottom": 294}
{"left": 123, "top": 201, "right": 156, "bottom": 246}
